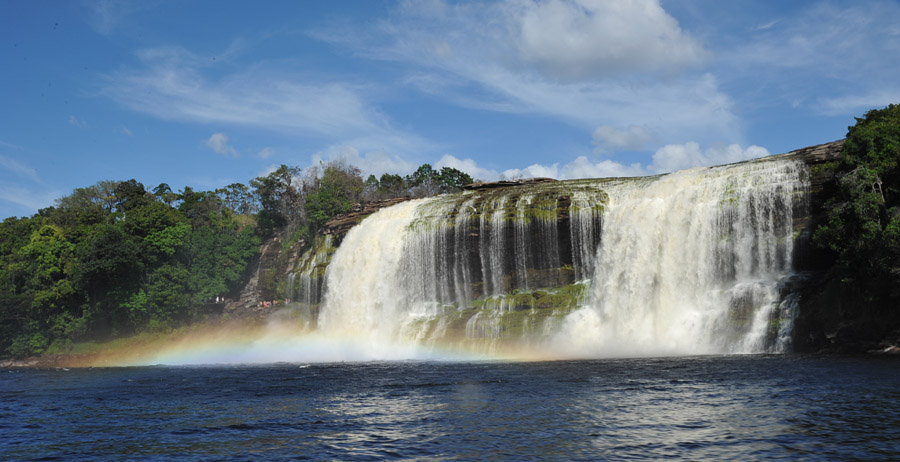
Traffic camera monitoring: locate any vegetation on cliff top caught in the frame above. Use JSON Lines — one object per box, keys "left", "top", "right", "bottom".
{"left": 813, "top": 104, "right": 900, "bottom": 303}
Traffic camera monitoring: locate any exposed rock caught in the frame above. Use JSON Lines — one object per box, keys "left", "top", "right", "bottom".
{"left": 784, "top": 139, "right": 844, "bottom": 165}
{"left": 225, "top": 231, "right": 294, "bottom": 317}
{"left": 322, "top": 197, "right": 411, "bottom": 244}
{"left": 462, "top": 177, "right": 558, "bottom": 191}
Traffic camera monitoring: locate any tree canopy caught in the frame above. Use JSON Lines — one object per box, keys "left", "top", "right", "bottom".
{"left": 813, "top": 103, "right": 900, "bottom": 300}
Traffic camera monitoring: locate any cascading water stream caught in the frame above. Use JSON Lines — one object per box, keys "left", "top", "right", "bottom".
{"left": 314, "top": 158, "right": 808, "bottom": 358}
{"left": 556, "top": 160, "right": 805, "bottom": 357}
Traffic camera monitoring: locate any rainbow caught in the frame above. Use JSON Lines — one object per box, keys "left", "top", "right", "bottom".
{"left": 78, "top": 321, "right": 553, "bottom": 367}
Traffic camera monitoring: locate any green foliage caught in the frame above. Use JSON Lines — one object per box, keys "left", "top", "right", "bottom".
{"left": 304, "top": 161, "right": 363, "bottom": 233}
{"left": 216, "top": 182, "right": 256, "bottom": 215}
{"left": 437, "top": 166, "right": 474, "bottom": 189}
{"left": 813, "top": 103, "right": 900, "bottom": 299}
{"left": 378, "top": 173, "right": 405, "bottom": 196}
{"left": 8, "top": 332, "right": 49, "bottom": 357}
{"left": 250, "top": 165, "right": 303, "bottom": 236}
{"left": 0, "top": 177, "right": 261, "bottom": 357}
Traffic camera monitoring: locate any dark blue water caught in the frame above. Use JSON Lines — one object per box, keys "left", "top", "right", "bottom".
{"left": 2, "top": 355, "right": 899, "bottom": 461}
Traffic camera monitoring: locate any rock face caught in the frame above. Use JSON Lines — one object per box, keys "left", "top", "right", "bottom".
{"left": 779, "top": 140, "right": 900, "bottom": 353}
{"left": 225, "top": 197, "right": 415, "bottom": 319}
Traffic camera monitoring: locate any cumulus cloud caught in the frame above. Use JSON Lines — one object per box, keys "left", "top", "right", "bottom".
{"left": 205, "top": 132, "right": 238, "bottom": 157}
{"left": 315, "top": 0, "right": 742, "bottom": 147}
{"left": 649, "top": 142, "right": 769, "bottom": 174}
{"left": 310, "top": 145, "right": 415, "bottom": 178}
{"left": 592, "top": 125, "right": 654, "bottom": 153}
{"left": 435, "top": 154, "right": 500, "bottom": 182}
{"left": 258, "top": 147, "right": 274, "bottom": 159}
{"left": 561, "top": 157, "right": 645, "bottom": 178}
{"left": 501, "top": 163, "right": 559, "bottom": 180}
{"left": 68, "top": 115, "right": 88, "bottom": 128}
{"left": 515, "top": 0, "right": 707, "bottom": 80}
{"left": 463, "top": 142, "right": 769, "bottom": 181}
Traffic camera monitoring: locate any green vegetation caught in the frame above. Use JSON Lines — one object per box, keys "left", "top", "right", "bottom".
{"left": 0, "top": 180, "right": 259, "bottom": 357}
{"left": 0, "top": 159, "right": 476, "bottom": 358}
{"left": 813, "top": 103, "right": 900, "bottom": 302}
{"left": 363, "top": 163, "right": 474, "bottom": 200}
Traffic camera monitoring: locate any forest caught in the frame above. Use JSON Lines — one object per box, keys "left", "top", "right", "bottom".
{"left": 0, "top": 161, "right": 472, "bottom": 357}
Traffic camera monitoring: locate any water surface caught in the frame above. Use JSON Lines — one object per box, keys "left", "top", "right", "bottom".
{"left": 2, "top": 355, "right": 899, "bottom": 460}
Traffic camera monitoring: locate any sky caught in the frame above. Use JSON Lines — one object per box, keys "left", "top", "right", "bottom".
{"left": 2, "top": 0, "right": 899, "bottom": 219}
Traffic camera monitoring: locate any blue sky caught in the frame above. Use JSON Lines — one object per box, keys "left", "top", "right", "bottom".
{"left": 2, "top": 0, "right": 899, "bottom": 218}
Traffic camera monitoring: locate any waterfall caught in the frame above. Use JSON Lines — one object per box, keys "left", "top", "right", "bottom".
{"left": 288, "top": 235, "right": 334, "bottom": 328}
{"left": 313, "top": 157, "right": 808, "bottom": 358}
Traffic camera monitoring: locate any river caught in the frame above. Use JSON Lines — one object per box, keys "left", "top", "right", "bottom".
{"left": 3, "top": 355, "right": 899, "bottom": 460}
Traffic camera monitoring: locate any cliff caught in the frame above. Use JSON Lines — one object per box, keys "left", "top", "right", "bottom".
{"left": 232, "top": 139, "right": 900, "bottom": 354}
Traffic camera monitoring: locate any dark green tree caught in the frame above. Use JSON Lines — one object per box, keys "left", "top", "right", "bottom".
{"left": 814, "top": 103, "right": 900, "bottom": 299}
{"left": 304, "top": 161, "right": 363, "bottom": 232}
{"left": 250, "top": 165, "right": 303, "bottom": 236}
{"left": 437, "top": 167, "right": 474, "bottom": 190}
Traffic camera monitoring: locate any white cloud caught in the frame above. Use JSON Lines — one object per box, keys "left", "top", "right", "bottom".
{"left": 754, "top": 19, "right": 781, "bottom": 31}
{"left": 317, "top": 0, "right": 742, "bottom": 147}
{"left": 0, "top": 155, "right": 41, "bottom": 183}
{"left": 501, "top": 163, "right": 559, "bottom": 180}
{"left": 561, "top": 156, "right": 645, "bottom": 178}
{"left": 103, "top": 46, "right": 433, "bottom": 156}
{"left": 515, "top": 0, "right": 707, "bottom": 80}
{"left": 479, "top": 142, "right": 770, "bottom": 181}
{"left": 120, "top": 126, "right": 133, "bottom": 136}
{"left": 310, "top": 145, "right": 415, "bottom": 179}
{"left": 205, "top": 132, "right": 238, "bottom": 157}
{"left": 592, "top": 125, "right": 654, "bottom": 154}
{"left": 258, "top": 147, "right": 274, "bottom": 159}
{"left": 435, "top": 154, "right": 500, "bottom": 182}
{"left": 68, "top": 115, "right": 88, "bottom": 128}
{"left": 650, "top": 142, "right": 769, "bottom": 174}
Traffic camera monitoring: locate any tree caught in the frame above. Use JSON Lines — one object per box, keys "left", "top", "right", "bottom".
{"left": 814, "top": 103, "right": 900, "bottom": 299}
{"left": 304, "top": 161, "right": 363, "bottom": 232}
{"left": 250, "top": 165, "right": 303, "bottom": 236}
{"left": 114, "top": 179, "right": 152, "bottom": 215}
{"left": 216, "top": 183, "right": 256, "bottom": 215}
{"left": 378, "top": 173, "right": 406, "bottom": 197}
{"left": 437, "top": 167, "right": 474, "bottom": 190}
{"left": 152, "top": 183, "right": 179, "bottom": 206}
{"left": 405, "top": 163, "right": 474, "bottom": 197}
{"left": 362, "top": 174, "right": 380, "bottom": 201}
{"left": 16, "top": 224, "right": 76, "bottom": 312}
{"left": 408, "top": 164, "right": 435, "bottom": 187}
